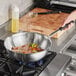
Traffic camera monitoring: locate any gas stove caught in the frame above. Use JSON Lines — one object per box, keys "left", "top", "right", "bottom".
{"left": 0, "top": 40, "right": 56, "bottom": 76}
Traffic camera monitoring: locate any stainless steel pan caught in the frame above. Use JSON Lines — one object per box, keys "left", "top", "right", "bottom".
{"left": 4, "top": 32, "right": 52, "bottom": 62}
{"left": 4, "top": 20, "right": 75, "bottom": 62}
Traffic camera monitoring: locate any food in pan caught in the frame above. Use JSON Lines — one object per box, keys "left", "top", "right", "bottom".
{"left": 12, "top": 43, "right": 44, "bottom": 54}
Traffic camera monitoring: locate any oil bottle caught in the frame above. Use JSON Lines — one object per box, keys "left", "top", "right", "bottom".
{"left": 11, "top": 5, "right": 19, "bottom": 33}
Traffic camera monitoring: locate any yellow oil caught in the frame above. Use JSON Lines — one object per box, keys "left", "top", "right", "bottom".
{"left": 11, "top": 18, "right": 19, "bottom": 33}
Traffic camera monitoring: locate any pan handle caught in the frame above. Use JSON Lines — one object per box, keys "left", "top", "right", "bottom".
{"left": 49, "top": 20, "right": 75, "bottom": 37}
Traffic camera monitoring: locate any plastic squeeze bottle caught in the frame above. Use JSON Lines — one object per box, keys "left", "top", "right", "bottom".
{"left": 11, "top": 5, "right": 19, "bottom": 33}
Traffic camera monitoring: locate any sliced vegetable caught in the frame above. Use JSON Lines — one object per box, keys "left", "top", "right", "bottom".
{"left": 12, "top": 43, "right": 44, "bottom": 54}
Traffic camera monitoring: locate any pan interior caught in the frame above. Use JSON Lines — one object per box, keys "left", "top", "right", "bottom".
{"left": 4, "top": 32, "right": 52, "bottom": 52}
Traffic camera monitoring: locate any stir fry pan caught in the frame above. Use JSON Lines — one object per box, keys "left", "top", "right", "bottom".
{"left": 4, "top": 32, "right": 51, "bottom": 62}
{"left": 4, "top": 20, "right": 75, "bottom": 62}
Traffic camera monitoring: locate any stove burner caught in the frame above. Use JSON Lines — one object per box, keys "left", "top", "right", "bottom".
{"left": 0, "top": 40, "right": 56, "bottom": 76}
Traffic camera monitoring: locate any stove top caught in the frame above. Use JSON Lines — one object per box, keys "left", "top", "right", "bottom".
{"left": 0, "top": 40, "right": 56, "bottom": 76}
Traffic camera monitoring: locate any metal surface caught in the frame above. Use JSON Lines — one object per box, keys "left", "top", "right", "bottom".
{"left": 60, "top": 34, "right": 76, "bottom": 76}
{"left": 4, "top": 32, "right": 52, "bottom": 62}
{"left": 64, "top": 59, "right": 76, "bottom": 76}
{"left": 39, "top": 54, "right": 71, "bottom": 76}
{"left": 61, "top": 34, "right": 76, "bottom": 59}
{"left": 50, "top": 0, "right": 76, "bottom": 7}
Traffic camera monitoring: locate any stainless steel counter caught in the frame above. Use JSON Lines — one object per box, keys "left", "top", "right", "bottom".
{"left": 40, "top": 54, "right": 71, "bottom": 76}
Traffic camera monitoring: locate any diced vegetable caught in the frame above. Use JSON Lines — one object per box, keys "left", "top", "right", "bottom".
{"left": 12, "top": 43, "right": 44, "bottom": 54}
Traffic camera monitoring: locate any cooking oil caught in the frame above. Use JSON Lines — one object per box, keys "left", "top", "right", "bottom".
{"left": 11, "top": 5, "right": 19, "bottom": 33}
{"left": 11, "top": 19, "right": 19, "bottom": 32}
